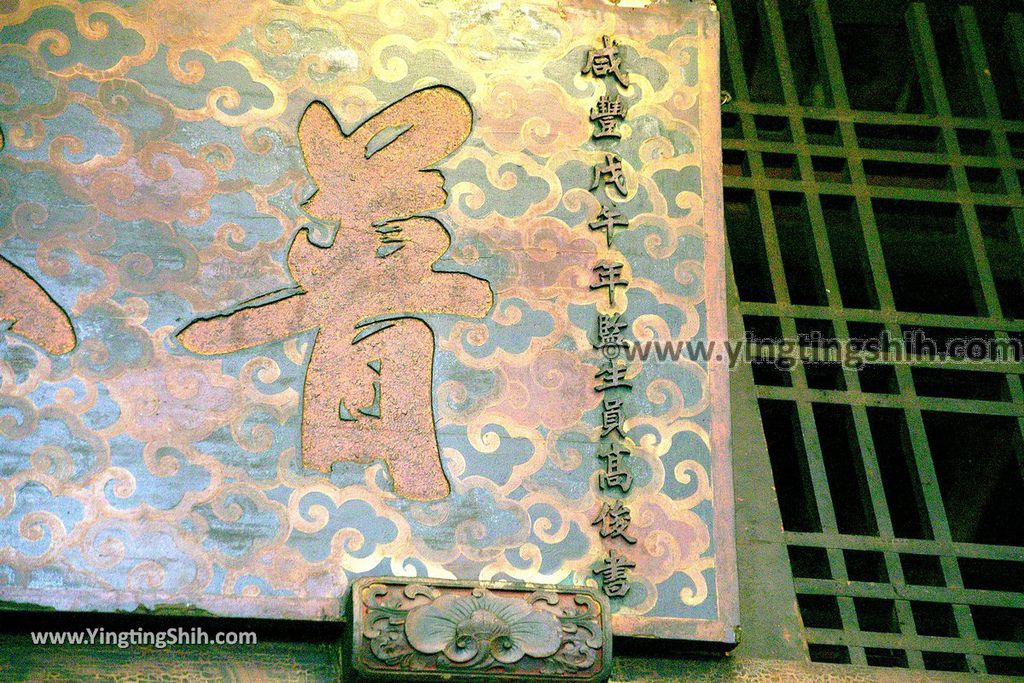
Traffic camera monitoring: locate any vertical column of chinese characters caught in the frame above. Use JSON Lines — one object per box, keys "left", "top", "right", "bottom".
{"left": 583, "top": 35, "right": 638, "bottom": 601}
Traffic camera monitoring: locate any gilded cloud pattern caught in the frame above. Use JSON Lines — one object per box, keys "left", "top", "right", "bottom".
{"left": 0, "top": 0, "right": 732, "bottom": 639}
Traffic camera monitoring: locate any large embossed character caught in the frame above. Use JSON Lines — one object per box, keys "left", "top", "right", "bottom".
{"left": 0, "top": 257, "right": 76, "bottom": 355}
{"left": 0, "top": 128, "right": 76, "bottom": 355}
{"left": 177, "top": 86, "right": 492, "bottom": 500}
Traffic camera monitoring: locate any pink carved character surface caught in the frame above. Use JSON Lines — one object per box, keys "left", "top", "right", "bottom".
{"left": 177, "top": 86, "right": 492, "bottom": 500}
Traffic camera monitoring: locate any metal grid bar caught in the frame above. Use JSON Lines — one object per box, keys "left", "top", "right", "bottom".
{"left": 752, "top": 3, "right": 874, "bottom": 661}
{"left": 722, "top": 0, "right": 1024, "bottom": 675}
{"left": 794, "top": 578, "right": 1024, "bottom": 609}
{"left": 724, "top": 102, "right": 1024, "bottom": 131}
{"left": 955, "top": 7, "right": 1024, "bottom": 478}
{"left": 738, "top": 301, "right": 1024, "bottom": 334}
{"left": 783, "top": 531, "right": 1024, "bottom": 561}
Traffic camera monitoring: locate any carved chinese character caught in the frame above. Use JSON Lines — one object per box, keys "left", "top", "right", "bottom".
{"left": 591, "top": 153, "right": 627, "bottom": 198}
{"left": 590, "top": 262, "right": 628, "bottom": 306}
{"left": 592, "top": 499, "right": 637, "bottom": 544}
{"left": 597, "top": 444, "right": 633, "bottom": 492}
{"left": 582, "top": 35, "right": 630, "bottom": 87}
{"left": 594, "top": 314, "right": 627, "bottom": 359}
{"left": 0, "top": 128, "right": 75, "bottom": 356}
{"left": 594, "top": 549, "right": 636, "bottom": 598}
{"left": 177, "top": 87, "right": 492, "bottom": 501}
{"left": 0, "top": 256, "right": 77, "bottom": 356}
{"left": 601, "top": 397, "right": 626, "bottom": 439}
{"left": 590, "top": 95, "right": 626, "bottom": 139}
{"left": 594, "top": 359, "right": 632, "bottom": 393}
{"left": 588, "top": 205, "right": 629, "bottom": 248}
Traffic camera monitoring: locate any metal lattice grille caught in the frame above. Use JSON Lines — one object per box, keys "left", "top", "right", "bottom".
{"left": 720, "top": 0, "right": 1024, "bottom": 675}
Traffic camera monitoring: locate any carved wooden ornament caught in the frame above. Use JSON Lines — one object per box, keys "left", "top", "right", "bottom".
{"left": 352, "top": 576, "right": 612, "bottom": 682}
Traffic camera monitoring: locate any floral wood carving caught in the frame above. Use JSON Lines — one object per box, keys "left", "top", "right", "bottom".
{"left": 352, "top": 577, "right": 612, "bottom": 682}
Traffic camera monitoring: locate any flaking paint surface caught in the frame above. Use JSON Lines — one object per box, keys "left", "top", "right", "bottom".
{"left": 0, "top": 0, "right": 733, "bottom": 641}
